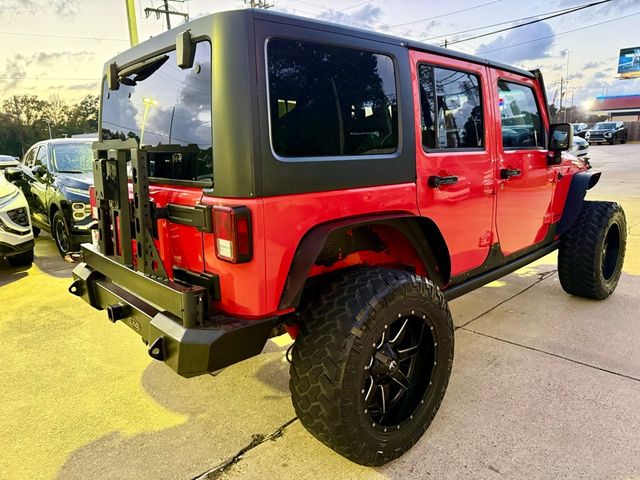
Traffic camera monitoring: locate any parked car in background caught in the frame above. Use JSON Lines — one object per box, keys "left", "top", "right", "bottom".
{"left": 4, "top": 138, "right": 97, "bottom": 257}
{"left": 0, "top": 172, "right": 34, "bottom": 266}
{"left": 0, "top": 155, "right": 19, "bottom": 170}
{"left": 569, "top": 135, "right": 589, "bottom": 158}
{"left": 571, "top": 123, "right": 589, "bottom": 139}
{"left": 586, "top": 121, "right": 627, "bottom": 144}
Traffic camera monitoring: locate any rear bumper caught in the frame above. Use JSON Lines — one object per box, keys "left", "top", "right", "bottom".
{"left": 0, "top": 239, "right": 34, "bottom": 256}
{"left": 70, "top": 244, "right": 277, "bottom": 377}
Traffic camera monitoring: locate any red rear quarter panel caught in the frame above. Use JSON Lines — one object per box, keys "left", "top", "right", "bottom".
{"left": 199, "top": 183, "right": 418, "bottom": 317}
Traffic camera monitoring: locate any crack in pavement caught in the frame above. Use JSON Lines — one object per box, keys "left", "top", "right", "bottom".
{"left": 192, "top": 417, "right": 298, "bottom": 480}
{"left": 462, "top": 327, "right": 640, "bottom": 384}
{"left": 455, "top": 269, "right": 558, "bottom": 331}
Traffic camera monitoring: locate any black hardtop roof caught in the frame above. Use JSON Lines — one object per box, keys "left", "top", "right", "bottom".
{"left": 253, "top": 9, "right": 533, "bottom": 78}
{"left": 106, "top": 8, "right": 533, "bottom": 79}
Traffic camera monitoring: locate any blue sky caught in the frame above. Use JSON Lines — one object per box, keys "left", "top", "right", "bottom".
{"left": 0, "top": 0, "right": 639, "bottom": 108}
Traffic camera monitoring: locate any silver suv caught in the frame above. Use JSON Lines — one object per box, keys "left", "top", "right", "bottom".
{"left": 0, "top": 173, "right": 34, "bottom": 266}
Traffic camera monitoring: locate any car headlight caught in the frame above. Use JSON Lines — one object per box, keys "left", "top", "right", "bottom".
{"left": 585, "top": 132, "right": 590, "bottom": 139}
{"left": 604, "top": 132, "right": 612, "bottom": 137}
{"left": 65, "top": 186, "right": 90, "bottom": 197}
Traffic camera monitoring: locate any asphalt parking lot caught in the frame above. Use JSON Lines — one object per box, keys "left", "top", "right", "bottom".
{"left": 1, "top": 144, "right": 639, "bottom": 480}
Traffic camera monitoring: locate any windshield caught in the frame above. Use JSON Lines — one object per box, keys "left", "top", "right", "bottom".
{"left": 51, "top": 143, "right": 94, "bottom": 173}
{"left": 100, "top": 41, "right": 212, "bottom": 182}
{"left": 593, "top": 122, "right": 616, "bottom": 130}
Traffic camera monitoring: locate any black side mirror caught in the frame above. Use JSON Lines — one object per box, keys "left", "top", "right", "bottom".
{"left": 548, "top": 123, "right": 572, "bottom": 164}
{"left": 4, "top": 166, "right": 23, "bottom": 182}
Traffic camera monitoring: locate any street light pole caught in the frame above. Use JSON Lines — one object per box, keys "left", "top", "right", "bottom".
{"left": 44, "top": 119, "right": 52, "bottom": 139}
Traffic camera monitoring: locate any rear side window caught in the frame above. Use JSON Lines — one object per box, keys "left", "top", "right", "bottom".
{"left": 22, "top": 149, "right": 35, "bottom": 167}
{"left": 267, "top": 39, "right": 398, "bottom": 158}
{"left": 498, "top": 80, "right": 544, "bottom": 149}
{"left": 418, "top": 65, "right": 483, "bottom": 150}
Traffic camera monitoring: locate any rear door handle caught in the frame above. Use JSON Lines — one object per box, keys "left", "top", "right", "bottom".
{"left": 428, "top": 175, "right": 458, "bottom": 188}
{"left": 500, "top": 168, "right": 522, "bottom": 179}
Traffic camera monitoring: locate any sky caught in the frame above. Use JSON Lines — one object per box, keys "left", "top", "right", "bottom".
{"left": 0, "top": 0, "right": 639, "bottom": 110}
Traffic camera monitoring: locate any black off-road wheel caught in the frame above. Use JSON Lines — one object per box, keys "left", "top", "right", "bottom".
{"left": 559, "top": 201, "right": 626, "bottom": 299}
{"left": 52, "top": 210, "right": 71, "bottom": 257}
{"left": 289, "top": 268, "right": 454, "bottom": 466}
{"left": 7, "top": 248, "right": 34, "bottom": 267}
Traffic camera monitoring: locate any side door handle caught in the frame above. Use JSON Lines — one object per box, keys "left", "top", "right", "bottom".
{"left": 428, "top": 175, "right": 458, "bottom": 188}
{"left": 500, "top": 168, "right": 522, "bottom": 180}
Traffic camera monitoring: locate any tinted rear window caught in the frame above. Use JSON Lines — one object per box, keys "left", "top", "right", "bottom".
{"left": 100, "top": 41, "right": 212, "bottom": 182}
{"left": 267, "top": 39, "right": 398, "bottom": 159}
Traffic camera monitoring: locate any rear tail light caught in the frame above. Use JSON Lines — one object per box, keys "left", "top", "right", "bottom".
{"left": 213, "top": 206, "right": 252, "bottom": 263}
{"left": 89, "top": 186, "right": 98, "bottom": 220}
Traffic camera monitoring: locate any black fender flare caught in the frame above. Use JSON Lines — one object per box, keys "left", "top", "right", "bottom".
{"left": 278, "top": 213, "right": 450, "bottom": 310}
{"left": 558, "top": 170, "right": 601, "bottom": 235}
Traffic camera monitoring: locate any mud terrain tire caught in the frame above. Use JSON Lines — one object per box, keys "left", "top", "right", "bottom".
{"left": 559, "top": 201, "right": 626, "bottom": 299}
{"left": 290, "top": 268, "right": 454, "bottom": 466}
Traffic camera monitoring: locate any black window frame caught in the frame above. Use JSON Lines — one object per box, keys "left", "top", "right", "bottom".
{"left": 265, "top": 37, "right": 402, "bottom": 163}
{"left": 417, "top": 62, "right": 486, "bottom": 154}
{"left": 497, "top": 78, "right": 547, "bottom": 151}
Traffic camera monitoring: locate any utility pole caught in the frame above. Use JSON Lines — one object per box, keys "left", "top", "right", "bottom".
{"left": 244, "top": 0, "right": 273, "bottom": 8}
{"left": 564, "top": 51, "right": 570, "bottom": 122}
{"left": 144, "top": 0, "right": 189, "bottom": 30}
{"left": 559, "top": 77, "right": 564, "bottom": 123}
{"left": 125, "top": 0, "right": 139, "bottom": 46}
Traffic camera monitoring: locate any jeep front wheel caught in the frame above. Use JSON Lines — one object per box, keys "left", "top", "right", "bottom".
{"left": 289, "top": 268, "right": 454, "bottom": 466}
{"left": 558, "top": 201, "right": 626, "bottom": 299}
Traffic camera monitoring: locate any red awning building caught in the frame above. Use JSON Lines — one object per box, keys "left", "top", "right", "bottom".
{"left": 589, "top": 94, "right": 640, "bottom": 121}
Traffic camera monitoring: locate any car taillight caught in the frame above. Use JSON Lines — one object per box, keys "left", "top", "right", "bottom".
{"left": 89, "top": 186, "right": 98, "bottom": 220}
{"left": 213, "top": 206, "right": 252, "bottom": 263}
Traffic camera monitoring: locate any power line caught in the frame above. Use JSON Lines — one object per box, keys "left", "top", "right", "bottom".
{"left": 0, "top": 31, "right": 128, "bottom": 42}
{"left": 421, "top": 4, "right": 592, "bottom": 42}
{"left": 479, "top": 9, "right": 640, "bottom": 54}
{"left": 390, "top": 0, "right": 504, "bottom": 28}
{"left": 340, "top": 0, "right": 375, "bottom": 11}
{"left": 447, "top": 0, "right": 611, "bottom": 45}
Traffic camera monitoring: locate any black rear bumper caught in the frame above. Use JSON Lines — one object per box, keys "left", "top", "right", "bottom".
{"left": 70, "top": 244, "right": 277, "bottom": 377}
{"left": 0, "top": 239, "right": 34, "bottom": 256}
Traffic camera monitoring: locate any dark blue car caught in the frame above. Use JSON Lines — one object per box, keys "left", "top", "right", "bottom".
{"left": 9, "top": 138, "right": 97, "bottom": 256}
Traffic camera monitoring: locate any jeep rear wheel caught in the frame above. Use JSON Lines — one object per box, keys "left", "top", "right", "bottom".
{"left": 558, "top": 201, "right": 626, "bottom": 299}
{"left": 289, "top": 268, "right": 454, "bottom": 466}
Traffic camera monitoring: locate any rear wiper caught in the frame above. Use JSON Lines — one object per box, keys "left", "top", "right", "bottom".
{"left": 117, "top": 54, "right": 169, "bottom": 87}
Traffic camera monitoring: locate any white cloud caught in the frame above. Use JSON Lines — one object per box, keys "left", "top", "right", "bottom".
{"left": 475, "top": 21, "right": 555, "bottom": 64}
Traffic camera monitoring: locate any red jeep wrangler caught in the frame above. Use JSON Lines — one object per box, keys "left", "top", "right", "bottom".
{"left": 69, "top": 9, "right": 626, "bottom": 465}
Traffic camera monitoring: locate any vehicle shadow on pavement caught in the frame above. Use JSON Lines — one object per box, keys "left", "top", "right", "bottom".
{"left": 56, "top": 344, "right": 295, "bottom": 480}
{"left": 0, "top": 261, "right": 28, "bottom": 287}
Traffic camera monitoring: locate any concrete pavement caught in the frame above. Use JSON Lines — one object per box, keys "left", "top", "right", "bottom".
{"left": 1, "top": 144, "right": 639, "bottom": 479}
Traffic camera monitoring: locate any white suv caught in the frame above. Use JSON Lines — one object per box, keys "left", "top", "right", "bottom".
{"left": 0, "top": 173, "right": 34, "bottom": 266}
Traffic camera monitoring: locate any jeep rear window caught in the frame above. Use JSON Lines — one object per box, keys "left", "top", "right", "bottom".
{"left": 267, "top": 39, "right": 398, "bottom": 159}
{"left": 100, "top": 41, "right": 212, "bottom": 182}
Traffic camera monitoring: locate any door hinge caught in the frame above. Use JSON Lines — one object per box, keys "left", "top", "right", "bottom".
{"left": 479, "top": 231, "right": 493, "bottom": 247}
